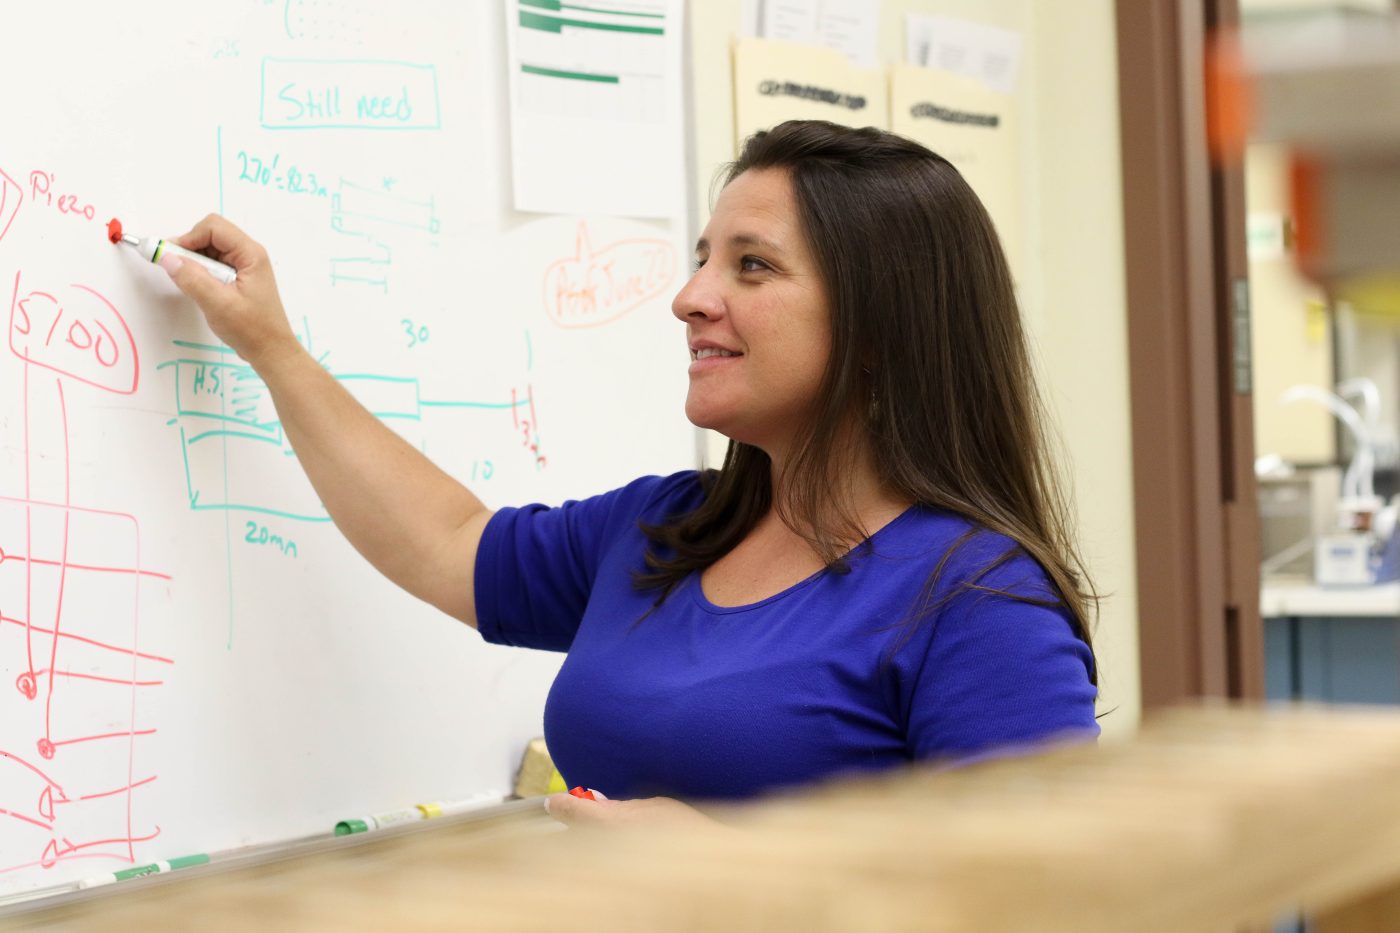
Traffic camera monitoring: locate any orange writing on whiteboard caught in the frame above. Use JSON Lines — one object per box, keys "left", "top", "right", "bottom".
{"left": 542, "top": 221, "right": 676, "bottom": 330}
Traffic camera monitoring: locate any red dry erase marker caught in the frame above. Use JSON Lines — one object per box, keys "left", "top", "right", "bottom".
{"left": 107, "top": 217, "right": 237, "bottom": 284}
{"left": 568, "top": 786, "right": 596, "bottom": 801}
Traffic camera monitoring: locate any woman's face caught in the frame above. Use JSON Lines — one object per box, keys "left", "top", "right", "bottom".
{"left": 672, "top": 168, "right": 831, "bottom": 456}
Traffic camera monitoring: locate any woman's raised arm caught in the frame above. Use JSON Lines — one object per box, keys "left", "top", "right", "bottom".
{"left": 162, "top": 213, "right": 492, "bottom": 628}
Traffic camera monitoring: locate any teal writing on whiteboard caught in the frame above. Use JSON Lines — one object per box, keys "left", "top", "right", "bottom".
{"left": 158, "top": 336, "right": 546, "bottom": 523}
{"left": 260, "top": 59, "right": 443, "bottom": 130}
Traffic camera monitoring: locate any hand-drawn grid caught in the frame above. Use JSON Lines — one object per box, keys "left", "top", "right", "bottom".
{"left": 2, "top": 268, "right": 171, "bottom": 881}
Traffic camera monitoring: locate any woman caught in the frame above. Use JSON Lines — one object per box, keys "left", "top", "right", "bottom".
{"left": 162, "top": 120, "right": 1098, "bottom": 827}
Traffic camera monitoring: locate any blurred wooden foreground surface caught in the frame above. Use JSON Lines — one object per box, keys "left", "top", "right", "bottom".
{"left": 11, "top": 704, "right": 1400, "bottom": 932}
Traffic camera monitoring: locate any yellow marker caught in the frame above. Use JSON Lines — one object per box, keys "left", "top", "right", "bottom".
{"left": 415, "top": 797, "right": 497, "bottom": 819}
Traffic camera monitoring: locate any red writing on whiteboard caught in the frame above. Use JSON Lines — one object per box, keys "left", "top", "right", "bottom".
{"left": 0, "top": 169, "right": 21, "bottom": 244}
{"left": 0, "top": 267, "right": 169, "bottom": 878}
{"left": 27, "top": 170, "right": 97, "bottom": 223}
{"left": 542, "top": 222, "right": 676, "bottom": 330}
{"left": 511, "top": 384, "right": 547, "bottom": 470}
{"left": 8, "top": 271, "right": 138, "bottom": 394}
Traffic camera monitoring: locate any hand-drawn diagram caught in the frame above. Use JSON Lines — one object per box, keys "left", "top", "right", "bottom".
{"left": 208, "top": 107, "right": 546, "bottom": 648}
{"left": 330, "top": 177, "right": 440, "bottom": 294}
{"left": 1, "top": 267, "right": 171, "bottom": 880}
{"left": 220, "top": 132, "right": 439, "bottom": 295}
{"left": 159, "top": 325, "right": 545, "bottom": 525}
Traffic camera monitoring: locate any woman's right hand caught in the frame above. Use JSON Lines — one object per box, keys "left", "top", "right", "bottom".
{"left": 161, "top": 213, "right": 299, "bottom": 369}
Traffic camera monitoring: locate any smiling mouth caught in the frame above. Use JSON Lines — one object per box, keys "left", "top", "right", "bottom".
{"left": 690, "top": 348, "right": 742, "bottom": 361}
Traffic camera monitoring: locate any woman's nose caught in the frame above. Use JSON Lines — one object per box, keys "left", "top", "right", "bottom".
{"left": 672, "top": 268, "right": 725, "bottom": 323}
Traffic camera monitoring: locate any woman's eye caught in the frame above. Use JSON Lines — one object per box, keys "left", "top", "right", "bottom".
{"left": 691, "top": 256, "right": 767, "bottom": 274}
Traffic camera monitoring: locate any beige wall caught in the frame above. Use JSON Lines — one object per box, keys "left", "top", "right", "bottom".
{"left": 1021, "top": 3, "right": 1138, "bottom": 736}
{"left": 1246, "top": 143, "right": 1335, "bottom": 464}
{"left": 686, "top": 1, "right": 1140, "bottom": 736}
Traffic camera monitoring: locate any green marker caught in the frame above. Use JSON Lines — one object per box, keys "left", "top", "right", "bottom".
{"left": 334, "top": 818, "right": 373, "bottom": 836}
{"left": 77, "top": 854, "right": 210, "bottom": 889}
{"left": 334, "top": 806, "right": 431, "bottom": 836}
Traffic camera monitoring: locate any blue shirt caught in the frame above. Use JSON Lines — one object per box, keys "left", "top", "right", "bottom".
{"left": 475, "top": 471, "right": 1098, "bottom": 801}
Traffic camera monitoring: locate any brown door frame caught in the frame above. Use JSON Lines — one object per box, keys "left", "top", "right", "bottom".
{"left": 1116, "top": 0, "right": 1264, "bottom": 707}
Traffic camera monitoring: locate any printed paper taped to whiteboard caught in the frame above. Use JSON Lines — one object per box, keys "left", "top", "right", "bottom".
{"left": 505, "top": 0, "right": 686, "bottom": 219}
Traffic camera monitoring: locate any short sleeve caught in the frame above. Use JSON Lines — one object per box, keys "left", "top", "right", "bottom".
{"left": 901, "top": 548, "right": 1099, "bottom": 765}
{"left": 474, "top": 472, "right": 701, "bottom": 652}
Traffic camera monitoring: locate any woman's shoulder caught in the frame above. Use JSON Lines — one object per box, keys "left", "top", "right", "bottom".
{"left": 596, "top": 469, "right": 707, "bottom": 522}
{"left": 874, "top": 505, "right": 1010, "bottom": 560}
{"left": 873, "top": 506, "right": 1058, "bottom": 601}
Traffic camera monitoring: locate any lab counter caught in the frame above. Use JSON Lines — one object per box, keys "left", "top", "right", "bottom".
{"left": 1263, "top": 580, "right": 1400, "bottom": 703}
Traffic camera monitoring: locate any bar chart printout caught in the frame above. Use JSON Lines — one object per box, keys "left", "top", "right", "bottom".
{"left": 506, "top": 0, "right": 685, "bottom": 219}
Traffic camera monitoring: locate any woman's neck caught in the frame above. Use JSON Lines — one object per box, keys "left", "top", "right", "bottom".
{"left": 765, "top": 431, "right": 911, "bottom": 548}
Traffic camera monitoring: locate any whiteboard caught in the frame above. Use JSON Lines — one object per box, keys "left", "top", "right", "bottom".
{"left": 0, "top": 0, "right": 694, "bottom": 895}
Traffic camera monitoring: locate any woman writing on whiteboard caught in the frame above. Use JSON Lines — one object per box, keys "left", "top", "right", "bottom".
{"left": 162, "top": 120, "right": 1099, "bottom": 826}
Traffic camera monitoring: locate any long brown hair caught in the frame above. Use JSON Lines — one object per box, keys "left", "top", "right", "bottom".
{"left": 635, "top": 120, "right": 1097, "bottom": 668}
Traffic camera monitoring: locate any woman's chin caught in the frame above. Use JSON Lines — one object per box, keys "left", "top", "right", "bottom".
{"left": 684, "top": 411, "right": 726, "bottom": 434}
{"left": 683, "top": 398, "right": 725, "bottom": 433}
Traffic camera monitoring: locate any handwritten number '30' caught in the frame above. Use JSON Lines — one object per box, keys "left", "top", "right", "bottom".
{"left": 401, "top": 319, "right": 429, "bottom": 348}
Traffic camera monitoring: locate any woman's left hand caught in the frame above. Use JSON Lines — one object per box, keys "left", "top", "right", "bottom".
{"left": 544, "top": 790, "right": 718, "bottom": 829}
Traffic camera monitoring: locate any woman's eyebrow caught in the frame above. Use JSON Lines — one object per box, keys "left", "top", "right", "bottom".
{"left": 693, "top": 233, "right": 785, "bottom": 254}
